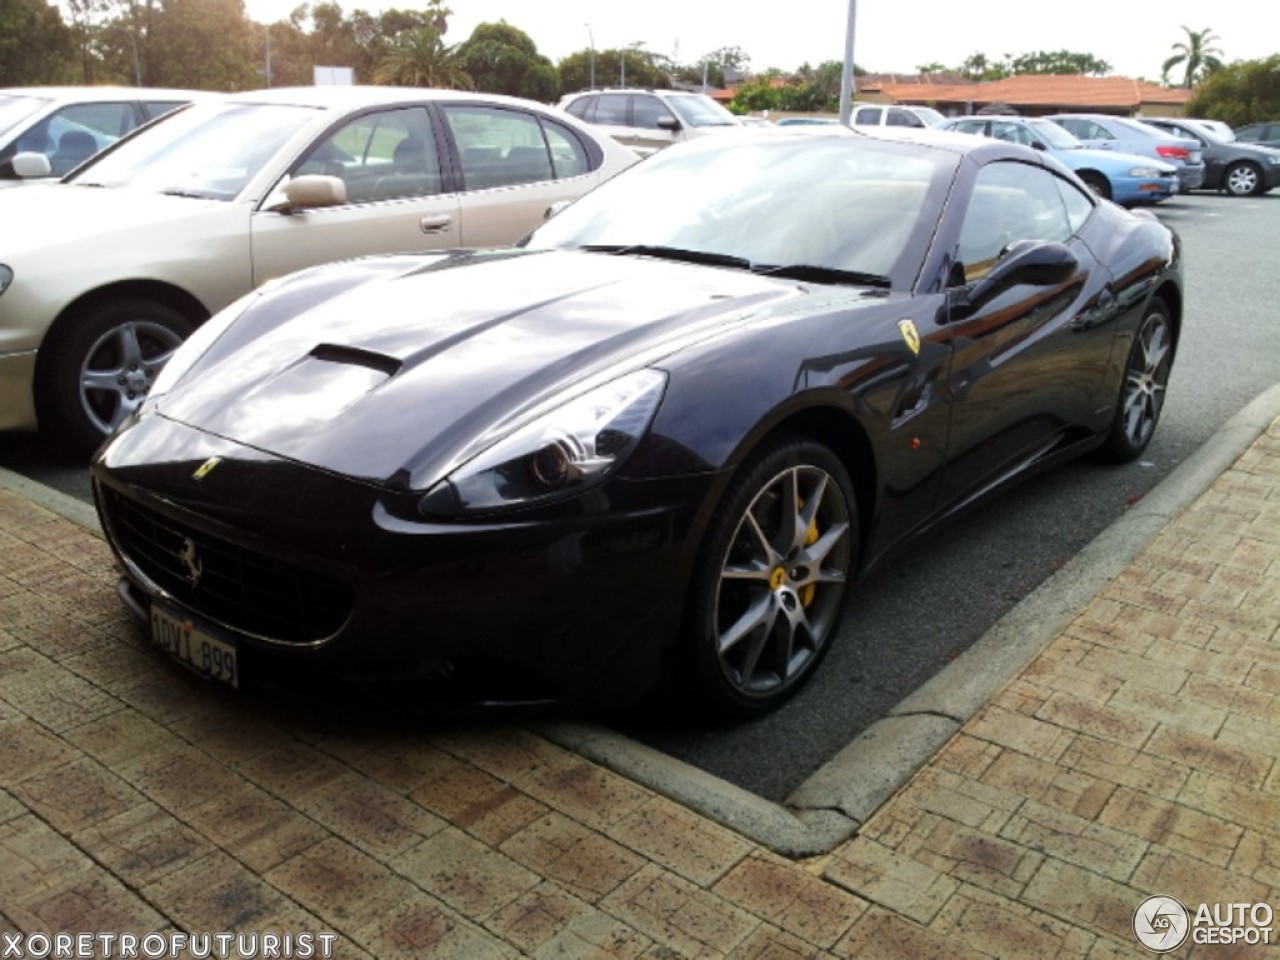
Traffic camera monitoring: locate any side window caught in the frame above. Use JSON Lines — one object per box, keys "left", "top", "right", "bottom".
{"left": 631, "top": 95, "right": 672, "bottom": 130}
{"left": 562, "top": 96, "right": 593, "bottom": 121}
{"left": 445, "top": 105, "right": 555, "bottom": 190}
{"left": 1053, "top": 176, "right": 1094, "bottom": 233}
{"left": 141, "top": 100, "right": 187, "bottom": 121}
{"left": 295, "top": 106, "right": 439, "bottom": 203}
{"left": 853, "top": 107, "right": 882, "bottom": 125}
{"left": 952, "top": 119, "right": 986, "bottom": 136}
{"left": 1054, "top": 117, "right": 1090, "bottom": 140}
{"left": 593, "top": 94, "right": 629, "bottom": 126}
{"left": 886, "top": 108, "right": 923, "bottom": 128}
{"left": 542, "top": 118, "right": 591, "bottom": 179}
{"left": 991, "top": 121, "right": 1033, "bottom": 146}
{"left": 957, "top": 161, "right": 1074, "bottom": 282}
{"left": 43, "top": 103, "right": 136, "bottom": 174}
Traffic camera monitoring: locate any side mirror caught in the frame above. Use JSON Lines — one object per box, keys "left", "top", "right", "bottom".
{"left": 952, "top": 240, "right": 1078, "bottom": 318}
{"left": 1030, "top": 140, "right": 1046, "bottom": 151}
{"left": 12, "top": 152, "right": 52, "bottom": 179}
{"left": 276, "top": 174, "right": 347, "bottom": 211}
{"left": 544, "top": 199, "right": 572, "bottom": 221}
{"left": 657, "top": 116, "right": 682, "bottom": 132}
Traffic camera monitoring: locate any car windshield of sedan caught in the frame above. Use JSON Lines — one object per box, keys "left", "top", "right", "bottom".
{"left": 67, "top": 101, "right": 320, "bottom": 200}
{"left": 667, "top": 94, "right": 741, "bottom": 128}
{"left": 527, "top": 135, "right": 947, "bottom": 284}
{"left": 1027, "top": 119, "right": 1084, "bottom": 150}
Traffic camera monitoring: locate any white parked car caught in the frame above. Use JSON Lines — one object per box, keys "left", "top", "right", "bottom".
{"left": 0, "top": 86, "right": 200, "bottom": 183}
{"left": 558, "top": 88, "right": 743, "bottom": 155}
{"left": 0, "top": 86, "right": 639, "bottom": 451}
{"left": 850, "top": 103, "right": 946, "bottom": 128}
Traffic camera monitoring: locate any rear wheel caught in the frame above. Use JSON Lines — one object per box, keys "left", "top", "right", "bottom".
{"left": 39, "top": 299, "right": 192, "bottom": 454}
{"left": 1097, "top": 298, "right": 1173, "bottom": 463}
{"left": 1224, "top": 162, "right": 1262, "bottom": 197}
{"left": 685, "top": 436, "right": 857, "bottom": 717}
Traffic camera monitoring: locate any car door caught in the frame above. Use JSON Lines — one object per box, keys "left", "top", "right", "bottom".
{"left": 249, "top": 105, "right": 462, "bottom": 285}
{"left": 437, "top": 103, "right": 603, "bottom": 248}
{"left": 937, "top": 158, "right": 1117, "bottom": 507}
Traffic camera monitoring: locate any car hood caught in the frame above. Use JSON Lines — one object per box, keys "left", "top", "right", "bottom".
{"left": 154, "top": 248, "right": 826, "bottom": 488}
{"left": 0, "top": 182, "right": 233, "bottom": 253}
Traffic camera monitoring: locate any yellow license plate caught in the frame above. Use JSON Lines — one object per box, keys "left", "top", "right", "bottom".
{"left": 149, "top": 603, "right": 239, "bottom": 689}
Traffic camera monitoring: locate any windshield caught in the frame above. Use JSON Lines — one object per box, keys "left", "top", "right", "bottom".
{"left": 70, "top": 101, "right": 320, "bottom": 200}
{"left": 528, "top": 134, "right": 950, "bottom": 285}
{"left": 911, "top": 107, "right": 946, "bottom": 127}
{"left": 0, "top": 94, "right": 48, "bottom": 141}
{"left": 1028, "top": 118, "right": 1083, "bottom": 150}
{"left": 667, "top": 94, "right": 740, "bottom": 128}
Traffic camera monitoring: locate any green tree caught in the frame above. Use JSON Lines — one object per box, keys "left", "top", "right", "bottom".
{"left": 0, "top": 0, "right": 75, "bottom": 84}
{"left": 1009, "top": 50, "right": 1112, "bottom": 76}
{"left": 1162, "top": 26, "right": 1224, "bottom": 87}
{"left": 557, "top": 46, "right": 669, "bottom": 92}
{"left": 373, "top": 25, "right": 472, "bottom": 88}
{"left": 1185, "top": 55, "right": 1280, "bottom": 125}
{"left": 457, "top": 21, "right": 557, "bottom": 100}
{"left": 728, "top": 78, "right": 777, "bottom": 114}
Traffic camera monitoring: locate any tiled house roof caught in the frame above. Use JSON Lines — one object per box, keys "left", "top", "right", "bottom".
{"left": 885, "top": 74, "right": 1193, "bottom": 114}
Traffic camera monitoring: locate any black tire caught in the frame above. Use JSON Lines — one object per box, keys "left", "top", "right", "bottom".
{"left": 684, "top": 436, "right": 858, "bottom": 717}
{"left": 1223, "top": 162, "right": 1263, "bottom": 197}
{"left": 1078, "top": 171, "right": 1112, "bottom": 201}
{"left": 38, "top": 299, "right": 193, "bottom": 455}
{"left": 1097, "top": 298, "right": 1174, "bottom": 463}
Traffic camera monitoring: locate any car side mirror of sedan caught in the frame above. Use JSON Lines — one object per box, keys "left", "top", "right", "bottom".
{"left": 657, "top": 116, "right": 682, "bottom": 132}
{"left": 12, "top": 151, "right": 52, "bottom": 178}
{"left": 545, "top": 199, "right": 572, "bottom": 221}
{"left": 277, "top": 174, "right": 347, "bottom": 212}
{"left": 951, "top": 239, "right": 1078, "bottom": 319}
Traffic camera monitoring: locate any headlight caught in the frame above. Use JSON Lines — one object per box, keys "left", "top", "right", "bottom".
{"left": 1128, "top": 166, "right": 1166, "bottom": 177}
{"left": 420, "top": 368, "right": 667, "bottom": 515}
{"left": 0, "top": 265, "right": 12, "bottom": 296}
{"left": 1266, "top": 155, "right": 1280, "bottom": 166}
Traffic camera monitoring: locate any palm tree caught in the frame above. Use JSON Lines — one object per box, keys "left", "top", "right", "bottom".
{"left": 373, "top": 27, "right": 473, "bottom": 89}
{"left": 1162, "top": 26, "right": 1224, "bottom": 88}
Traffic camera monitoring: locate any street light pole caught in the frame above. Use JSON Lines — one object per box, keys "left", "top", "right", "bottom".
{"left": 585, "top": 23, "right": 596, "bottom": 89}
{"left": 838, "top": 0, "right": 857, "bottom": 124}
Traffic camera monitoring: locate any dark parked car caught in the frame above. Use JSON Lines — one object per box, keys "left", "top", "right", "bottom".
{"left": 1233, "top": 122, "right": 1280, "bottom": 150}
{"left": 1143, "top": 117, "right": 1280, "bottom": 196}
{"left": 92, "top": 128, "right": 1182, "bottom": 717}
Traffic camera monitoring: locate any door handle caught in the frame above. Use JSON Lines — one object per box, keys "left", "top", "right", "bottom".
{"left": 419, "top": 215, "right": 453, "bottom": 234}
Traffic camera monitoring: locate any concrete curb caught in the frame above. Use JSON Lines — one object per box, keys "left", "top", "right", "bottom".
{"left": 5, "top": 383, "right": 1279, "bottom": 856}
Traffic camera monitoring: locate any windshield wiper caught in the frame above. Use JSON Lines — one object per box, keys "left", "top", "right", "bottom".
{"left": 159, "top": 188, "right": 213, "bottom": 199}
{"left": 580, "top": 244, "right": 753, "bottom": 271}
{"left": 753, "top": 263, "right": 892, "bottom": 289}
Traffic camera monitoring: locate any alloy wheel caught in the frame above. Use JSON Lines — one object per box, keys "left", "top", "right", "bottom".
{"left": 712, "top": 462, "right": 852, "bottom": 699}
{"left": 1119, "top": 309, "right": 1172, "bottom": 451}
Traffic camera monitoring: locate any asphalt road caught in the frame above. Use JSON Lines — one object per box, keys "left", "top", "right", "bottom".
{"left": 2, "top": 192, "right": 1277, "bottom": 802}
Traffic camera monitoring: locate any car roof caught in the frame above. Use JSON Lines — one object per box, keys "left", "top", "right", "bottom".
{"left": 0, "top": 86, "right": 206, "bottom": 100}
{"left": 218, "top": 85, "right": 566, "bottom": 112}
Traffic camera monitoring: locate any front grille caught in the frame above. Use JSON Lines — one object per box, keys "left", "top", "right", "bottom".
{"left": 101, "top": 486, "right": 355, "bottom": 644}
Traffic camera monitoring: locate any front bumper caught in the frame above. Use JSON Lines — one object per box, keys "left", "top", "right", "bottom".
{"left": 1177, "top": 164, "right": 1205, "bottom": 191}
{"left": 93, "top": 414, "right": 720, "bottom": 707}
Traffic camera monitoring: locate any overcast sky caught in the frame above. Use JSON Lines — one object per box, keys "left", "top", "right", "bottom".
{"left": 243, "top": 0, "right": 1277, "bottom": 82}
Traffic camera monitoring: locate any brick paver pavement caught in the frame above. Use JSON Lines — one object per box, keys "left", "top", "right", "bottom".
{"left": 1, "top": 417, "right": 1276, "bottom": 958}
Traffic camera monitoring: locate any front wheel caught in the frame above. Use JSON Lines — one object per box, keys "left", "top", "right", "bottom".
{"left": 39, "top": 299, "right": 193, "bottom": 455}
{"left": 1097, "top": 298, "right": 1173, "bottom": 463}
{"left": 1223, "top": 162, "right": 1262, "bottom": 197}
{"left": 685, "top": 437, "right": 858, "bottom": 717}
{"left": 1078, "top": 172, "right": 1112, "bottom": 201}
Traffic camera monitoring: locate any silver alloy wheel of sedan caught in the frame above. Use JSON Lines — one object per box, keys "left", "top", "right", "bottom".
{"left": 79, "top": 318, "right": 186, "bottom": 436}
{"left": 696, "top": 439, "right": 856, "bottom": 714}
